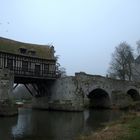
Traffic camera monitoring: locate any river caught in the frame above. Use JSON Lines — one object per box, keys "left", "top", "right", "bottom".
{"left": 0, "top": 108, "right": 126, "bottom": 140}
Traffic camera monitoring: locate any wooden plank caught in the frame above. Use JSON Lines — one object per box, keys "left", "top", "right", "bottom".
{"left": 13, "top": 83, "right": 19, "bottom": 90}
{"left": 24, "top": 84, "right": 33, "bottom": 96}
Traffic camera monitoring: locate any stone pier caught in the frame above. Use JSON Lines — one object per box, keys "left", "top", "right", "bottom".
{"left": 32, "top": 76, "right": 84, "bottom": 111}
{"left": 0, "top": 68, "right": 18, "bottom": 116}
{"left": 49, "top": 77, "right": 84, "bottom": 111}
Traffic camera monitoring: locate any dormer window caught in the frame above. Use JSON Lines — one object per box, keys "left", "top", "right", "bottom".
{"left": 19, "top": 48, "right": 27, "bottom": 54}
{"left": 28, "top": 49, "right": 36, "bottom": 56}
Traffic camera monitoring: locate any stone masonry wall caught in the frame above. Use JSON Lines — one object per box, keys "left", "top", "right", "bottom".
{"left": 0, "top": 68, "right": 14, "bottom": 101}
{"left": 75, "top": 72, "right": 140, "bottom": 109}
{"left": 49, "top": 76, "right": 84, "bottom": 111}
{"left": 33, "top": 72, "right": 140, "bottom": 111}
{"left": 0, "top": 68, "right": 18, "bottom": 116}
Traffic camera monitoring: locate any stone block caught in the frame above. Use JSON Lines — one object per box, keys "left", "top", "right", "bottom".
{"left": 0, "top": 100, "right": 18, "bottom": 116}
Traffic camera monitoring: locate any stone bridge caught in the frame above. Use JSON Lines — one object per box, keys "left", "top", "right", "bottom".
{"left": 33, "top": 72, "right": 140, "bottom": 111}
{"left": 1, "top": 69, "right": 140, "bottom": 113}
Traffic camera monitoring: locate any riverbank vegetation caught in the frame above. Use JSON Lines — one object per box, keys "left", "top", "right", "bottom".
{"left": 78, "top": 111, "right": 140, "bottom": 140}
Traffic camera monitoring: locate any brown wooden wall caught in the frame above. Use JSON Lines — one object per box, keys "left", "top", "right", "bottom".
{"left": 0, "top": 51, "right": 56, "bottom": 79}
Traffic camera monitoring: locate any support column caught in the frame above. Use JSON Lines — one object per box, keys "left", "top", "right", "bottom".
{"left": 0, "top": 68, "right": 18, "bottom": 116}
{"left": 32, "top": 83, "right": 50, "bottom": 109}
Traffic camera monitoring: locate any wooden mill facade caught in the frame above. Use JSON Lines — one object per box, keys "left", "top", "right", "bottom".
{"left": 0, "top": 37, "right": 57, "bottom": 97}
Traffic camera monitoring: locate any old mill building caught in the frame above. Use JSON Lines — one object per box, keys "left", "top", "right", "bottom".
{"left": 0, "top": 37, "right": 57, "bottom": 83}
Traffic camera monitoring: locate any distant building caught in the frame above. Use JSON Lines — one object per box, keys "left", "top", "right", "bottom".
{"left": 132, "top": 56, "right": 140, "bottom": 82}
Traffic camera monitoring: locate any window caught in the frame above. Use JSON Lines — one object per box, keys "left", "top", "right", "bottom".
{"left": 35, "top": 64, "right": 40, "bottom": 76}
{"left": 44, "top": 64, "right": 49, "bottom": 74}
{"left": 28, "top": 50, "right": 36, "bottom": 56}
{"left": 19, "top": 48, "right": 27, "bottom": 54}
{"left": 22, "top": 61, "right": 28, "bottom": 71}
{"left": 7, "top": 58, "right": 13, "bottom": 70}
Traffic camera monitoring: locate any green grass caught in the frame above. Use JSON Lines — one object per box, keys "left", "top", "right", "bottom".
{"left": 119, "top": 116, "right": 140, "bottom": 140}
{"left": 78, "top": 112, "right": 140, "bottom": 140}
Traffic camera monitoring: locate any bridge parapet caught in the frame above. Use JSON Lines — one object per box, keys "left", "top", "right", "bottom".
{"left": 75, "top": 72, "right": 140, "bottom": 93}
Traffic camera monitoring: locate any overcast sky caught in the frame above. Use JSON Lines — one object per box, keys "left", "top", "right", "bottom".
{"left": 0, "top": 0, "right": 140, "bottom": 76}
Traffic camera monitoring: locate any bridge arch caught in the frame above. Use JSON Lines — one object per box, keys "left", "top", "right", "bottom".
{"left": 87, "top": 88, "right": 111, "bottom": 109}
{"left": 127, "top": 89, "right": 140, "bottom": 101}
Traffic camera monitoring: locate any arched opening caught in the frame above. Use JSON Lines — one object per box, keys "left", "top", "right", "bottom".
{"left": 127, "top": 89, "right": 140, "bottom": 101}
{"left": 88, "top": 88, "right": 111, "bottom": 109}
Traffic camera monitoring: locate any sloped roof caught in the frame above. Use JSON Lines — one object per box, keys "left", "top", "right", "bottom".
{"left": 0, "top": 37, "right": 55, "bottom": 60}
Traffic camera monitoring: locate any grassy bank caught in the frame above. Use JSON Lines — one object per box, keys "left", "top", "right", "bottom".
{"left": 78, "top": 112, "right": 140, "bottom": 140}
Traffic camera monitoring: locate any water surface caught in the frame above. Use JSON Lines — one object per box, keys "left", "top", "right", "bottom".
{"left": 0, "top": 108, "right": 125, "bottom": 140}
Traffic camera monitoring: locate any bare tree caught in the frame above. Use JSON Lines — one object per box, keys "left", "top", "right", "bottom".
{"left": 58, "top": 67, "right": 67, "bottom": 77}
{"left": 132, "top": 40, "right": 140, "bottom": 81}
{"left": 55, "top": 55, "right": 67, "bottom": 78}
{"left": 136, "top": 40, "right": 140, "bottom": 55}
{"left": 108, "top": 42, "right": 134, "bottom": 81}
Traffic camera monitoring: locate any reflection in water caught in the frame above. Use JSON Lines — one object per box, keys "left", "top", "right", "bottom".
{"left": 0, "top": 115, "right": 17, "bottom": 140}
{"left": 0, "top": 108, "right": 126, "bottom": 140}
{"left": 12, "top": 108, "right": 32, "bottom": 139}
{"left": 84, "top": 109, "right": 125, "bottom": 134}
{"left": 31, "top": 111, "right": 84, "bottom": 140}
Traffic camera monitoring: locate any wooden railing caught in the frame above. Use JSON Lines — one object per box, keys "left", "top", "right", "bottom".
{"left": 7, "top": 66, "right": 57, "bottom": 79}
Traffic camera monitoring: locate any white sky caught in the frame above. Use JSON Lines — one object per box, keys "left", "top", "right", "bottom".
{"left": 0, "top": 0, "right": 140, "bottom": 76}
